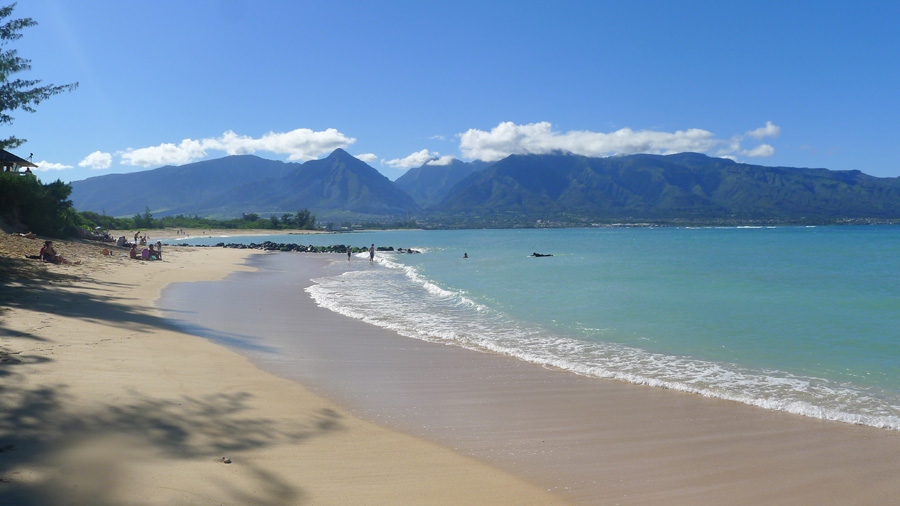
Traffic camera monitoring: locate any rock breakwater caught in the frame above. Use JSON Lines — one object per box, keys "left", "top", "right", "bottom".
{"left": 183, "top": 241, "right": 421, "bottom": 254}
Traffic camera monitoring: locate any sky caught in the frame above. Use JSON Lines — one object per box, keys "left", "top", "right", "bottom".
{"left": 7, "top": 0, "right": 900, "bottom": 183}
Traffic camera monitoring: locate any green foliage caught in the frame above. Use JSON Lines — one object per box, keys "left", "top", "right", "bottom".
{"left": 77, "top": 208, "right": 318, "bottom": 232}
{"left": 131, "top": 206, "right": 153, "bottom": 229}
{"left": 0, "top": 172, "right": 79, "bottom": 236}
{"left": 79, "top": 210, "right": 131, "bottom": 231}
{"left": 0, "top": 2, "right": 79, "bottom": 150}
{"left": 0, "top": 3, "right": 81, "bottom": 236}
{"left": 292, "top": 209, "right": 316, "bottom": 229}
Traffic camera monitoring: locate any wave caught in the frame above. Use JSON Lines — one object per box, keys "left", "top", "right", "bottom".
{"left": 306, "top": 253, "right": 900, "bottom": 431}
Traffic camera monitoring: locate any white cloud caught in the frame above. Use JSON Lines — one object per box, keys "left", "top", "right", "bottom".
{"left": 78, "top": 151, "right": 113, "bottom": 169}
{"left": 34, "top": 160, "right": 74, "bottom": 171}
{"left": 458, "top": 121, "right": 721, "bottom": 161}
{"left": 384, "top": 149, "right": 440, "bottom": 169}
{"left": 120, "top": 128, "right": 356, "bottom": 167}
{"left": 746, "top": 121, "right": 780, "bottom": 140}
{"left": 428, "top": 135, "right": 446, "bottom": 141}
{"left": 120, "top": 139, "right": 206, "bottom": 167}
{"left": 203, "top": 128, "right": 355, "bottom": 162}
{"left": 355, "top": 153, "right": 378, "bottom": 164}
{"left": 458, "top": 121, "right": 781, "bottom": 161}
{"left": 426, "top": 155, "right": 455, "bottom": 166}
{"left": 741, "top": 144, "right": 775, "bottom": 157}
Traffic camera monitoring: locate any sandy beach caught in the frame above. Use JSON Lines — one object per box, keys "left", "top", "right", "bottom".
{"left": 4, "top": 231, "right": 900, "bottom": 505}
{"left": 0, "top": 232, "right": 567, "bottom": 505}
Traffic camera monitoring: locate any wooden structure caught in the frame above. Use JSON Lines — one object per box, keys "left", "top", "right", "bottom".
{"left": 0, "top": 149, "right": 38, "bottom": 174}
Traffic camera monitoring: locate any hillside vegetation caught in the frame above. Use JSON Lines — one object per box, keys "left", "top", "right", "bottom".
{"left": 68, "top": 150, "right": 900, "bottom": 227}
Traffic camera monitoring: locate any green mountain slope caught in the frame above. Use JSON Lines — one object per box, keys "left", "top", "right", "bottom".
{"left": 70, "top": 155, "right": 294, "bottom": 216}
{"left": 197, "top": 149, "right": 419, "bottom": 216}
{"left": 436, "top": 153, "right": 900, "bottom": 220}
{"left": 393, "top": 159, "right": 490, "bottom": 207}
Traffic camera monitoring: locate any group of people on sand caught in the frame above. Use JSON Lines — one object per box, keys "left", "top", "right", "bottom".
{"left": 132, "top": 231, "right": 151, "bottom": 245}
{"left": 116, "top": 232, "right": 150, "bottom": 248}
{"left": 112, "top": 231, "right": 162, "bottom": 260}
{"left": 130, "top": 241, "right": 163, "bottom": 260}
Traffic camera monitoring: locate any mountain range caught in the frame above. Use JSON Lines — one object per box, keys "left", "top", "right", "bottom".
{"left": 393, "top": 158, "right": 492, "bottom": 207}
{"left": 71, "top": 149, "right": 419, "bottom": 220}
{"left": 434, "top": 152, "right": 900, "bottom": 221}
{"left": 69, "top": 149, "right": 900, "bottom": 225}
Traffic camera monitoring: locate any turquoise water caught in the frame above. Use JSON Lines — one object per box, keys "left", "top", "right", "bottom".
{"left": 173, "top": 226, "right": 900, "bottom": 429}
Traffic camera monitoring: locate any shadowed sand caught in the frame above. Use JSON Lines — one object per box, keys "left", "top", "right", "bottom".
{"left": 0, "top": 243, "right": 568, "bottom": 505}
{"left": 160, "top": 251, "right": 900, "bottom": 505}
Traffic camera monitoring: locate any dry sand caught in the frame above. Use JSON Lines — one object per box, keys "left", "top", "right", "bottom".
{"left": 0, "top": 232, "right": 568, "bottom": 505}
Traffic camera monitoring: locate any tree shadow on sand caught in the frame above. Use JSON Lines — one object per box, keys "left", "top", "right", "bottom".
{"left": 0, "top": 256, "right": 77, "bottom": 342}
{"left": 0, "top": 261, "right": 340, "bottom": 504}
{"left": 0, "top": 380, "right": 344, "bottom": 505}
{"left": 0, "top": 258, "right": 271, "bottom": 350}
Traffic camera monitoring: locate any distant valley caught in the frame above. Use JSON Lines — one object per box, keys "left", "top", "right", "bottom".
{"left": 69, "top": 149, "right": 900, "bottom": 226}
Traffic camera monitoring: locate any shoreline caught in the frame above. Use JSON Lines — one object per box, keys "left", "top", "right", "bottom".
{"left": 160, "top": 250, "right": 900, "bottom": 505}
{"left": 0, "top": 235, "right": 568, "bottom": 505}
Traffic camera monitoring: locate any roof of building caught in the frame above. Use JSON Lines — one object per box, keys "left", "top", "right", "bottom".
{"left": 0, "top": 149, "right": 38, "bottom": 168}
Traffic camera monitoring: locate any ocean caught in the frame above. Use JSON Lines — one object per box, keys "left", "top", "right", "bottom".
{"left": 169, "top": 226, "right": 900, "bottom": 430}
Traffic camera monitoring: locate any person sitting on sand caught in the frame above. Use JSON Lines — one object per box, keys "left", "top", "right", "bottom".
{"left": 148, "top": 244, "right": 160, "bottom": 260}
{"left": 130, "top": 244, "right": 138, "bottom": 259}
{"left": 39, "top": 240, "right": 77, "bottom": 264}
{"left": 39, "top": 240, "right": 55, "bottom": 263}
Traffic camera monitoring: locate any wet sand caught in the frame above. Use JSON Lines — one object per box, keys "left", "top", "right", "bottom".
{"left": 160, "top": 251, "right": 900, "bottom": 505}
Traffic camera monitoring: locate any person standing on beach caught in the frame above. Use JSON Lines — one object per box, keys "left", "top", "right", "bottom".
{"left": 369, "top": 244, "right": 375, "bottom": 264}
{"left": 347, "top": 246, "right": 352, "bottom": 262}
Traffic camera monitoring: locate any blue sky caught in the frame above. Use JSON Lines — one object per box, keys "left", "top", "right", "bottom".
{"left": 9, "top": 0, "right": 899, "bottom": 183}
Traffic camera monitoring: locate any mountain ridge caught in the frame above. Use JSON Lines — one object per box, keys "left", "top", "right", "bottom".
{"left": 69, "top": 150, "right": 900, "bottom": 224}
{"left": 434, "top": 152, "right": 900, "bottom": 221}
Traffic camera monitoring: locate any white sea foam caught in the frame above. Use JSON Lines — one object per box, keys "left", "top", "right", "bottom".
{"left": 307, "top": 252, "right": 900, "bottom": 431}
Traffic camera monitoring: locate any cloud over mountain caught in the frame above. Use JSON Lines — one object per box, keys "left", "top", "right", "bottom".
{"left": 355, "top": 153, "right": 378, "bottom": 163}
{"left": 116, "top": 128, "right": 356, "bottom": 168}
{"left": 458, "top": 121, "right": 781, "bottom": 162}
{"left": 385, "top": 149, "right": 441, "bottom": 169}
